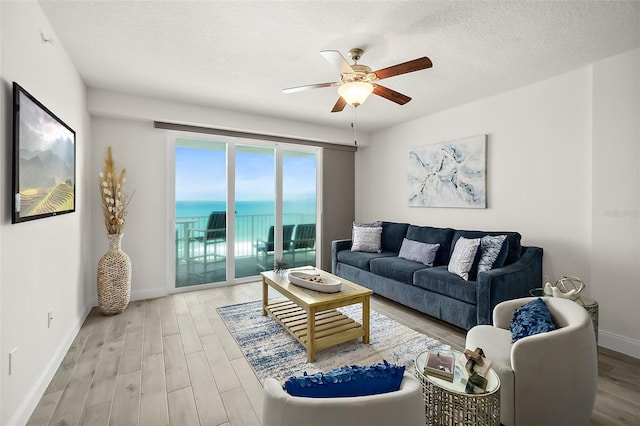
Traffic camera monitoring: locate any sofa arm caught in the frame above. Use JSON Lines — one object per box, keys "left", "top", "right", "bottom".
{"left": 331, "top": 239, "right": 353, "bottom": 274}
{"left": 476, "top": 246, "right": 543, "bottom": 325}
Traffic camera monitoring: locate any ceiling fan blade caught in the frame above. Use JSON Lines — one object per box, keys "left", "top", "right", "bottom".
{"left": 373, "top": 85, "right": 412, "bottom": 105}
{"left": 373, "top": 57, "right": 433, "bottom": 80}
{"left": 320, "top": 50, "right": 355, "bottom": 74}
{"left": 331, "top": 97, "right": 347, "bottom": 113}
{"left": 282, "top": 82, "right": 340, "bottom": 93}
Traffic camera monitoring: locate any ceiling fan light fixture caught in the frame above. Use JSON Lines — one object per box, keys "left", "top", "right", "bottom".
{"left": 338, "top": 81, "right": 373, "bottom": 107}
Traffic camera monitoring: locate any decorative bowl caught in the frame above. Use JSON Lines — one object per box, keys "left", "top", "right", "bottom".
{"left": 287, "top": 271, "right": 342, "bottom": 293}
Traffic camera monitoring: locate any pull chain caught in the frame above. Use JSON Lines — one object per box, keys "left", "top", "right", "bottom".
{"left": 351, "top": 106, "right": 358, "bottom": 146}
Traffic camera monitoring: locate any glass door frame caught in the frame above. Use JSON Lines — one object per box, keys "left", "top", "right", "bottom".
{"left": 166, "top": 131, "right": 322, "bottom": 293}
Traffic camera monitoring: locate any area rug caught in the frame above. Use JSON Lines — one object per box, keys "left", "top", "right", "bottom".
{"left": 217, "top": 300, "right": 450, "bottom": 383}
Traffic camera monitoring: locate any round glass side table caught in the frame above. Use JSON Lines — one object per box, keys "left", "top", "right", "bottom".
{"left": 415, "top": 350, "right": 500, "bottom": 426}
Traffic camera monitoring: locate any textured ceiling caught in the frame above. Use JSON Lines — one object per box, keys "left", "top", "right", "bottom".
{"left": 39, "top": 0, "right": 640, "bottom": 133}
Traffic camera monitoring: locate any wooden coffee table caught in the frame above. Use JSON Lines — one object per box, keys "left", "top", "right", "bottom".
{"left": 261, "top": 268, "right": 373, "bottom": 362}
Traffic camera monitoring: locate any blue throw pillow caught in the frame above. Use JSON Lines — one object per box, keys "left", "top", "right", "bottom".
{"left": 283, "top": 360, "right": 405, "bottom": 398}
{"left": 510, "top": 298, "right": 557, "bottom": 343}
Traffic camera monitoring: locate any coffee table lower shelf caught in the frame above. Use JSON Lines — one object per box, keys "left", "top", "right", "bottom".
{"left": 265, "top": 299, "right": 366, "bottom": 361}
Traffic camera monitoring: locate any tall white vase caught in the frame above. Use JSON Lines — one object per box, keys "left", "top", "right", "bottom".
{"left": 97, "top": 233, "right": 132, "bottom": 315}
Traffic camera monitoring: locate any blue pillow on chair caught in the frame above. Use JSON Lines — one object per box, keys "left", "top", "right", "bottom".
{"left": 283, "top": 360, "right": 405, "bottom": 398}
{"left": 510, "top": 298, "right": 557, "bottom": 343}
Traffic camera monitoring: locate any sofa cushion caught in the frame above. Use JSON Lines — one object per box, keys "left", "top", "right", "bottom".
{"left": 448, "top": 237, "right": 481, "bottom": 280}
{"left": 337, "top": 250, "right": 397, "bottom": 271}
{"left": 283, "top": 361, "right": 405, "bottom": 398}
{"left": 477, "top": 234, "right": 508, "bottom": 273}
{"left": 398, "top": 238, "right": 440, "bottom": 266}
{"left": 405, "top": 225, "right": 455, "bottom": 266}
{"left": 451, "top": 230, "right": 522, "bottom": 265}
{"left": 510, "top": 298, "right": 557, "bottom": 343}
{"left": 370, "top": 257, "right": 430, "bottom": 285}
{"left": 352, "top": 224, "right": 382, "bottom": 253}
{"left": 381, "top": 221, "right": 410, "bottom": 253}
{"left": 413, "top": 267, "right": 477, "bottom": 305}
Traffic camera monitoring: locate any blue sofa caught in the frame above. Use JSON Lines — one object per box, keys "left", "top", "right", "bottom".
{"left": 331, "top": 222, "right": 543, "bottom": 330}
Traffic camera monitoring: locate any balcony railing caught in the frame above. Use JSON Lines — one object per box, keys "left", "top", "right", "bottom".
{"left": 175, "top": 213, "right": 316, "bottom": 261}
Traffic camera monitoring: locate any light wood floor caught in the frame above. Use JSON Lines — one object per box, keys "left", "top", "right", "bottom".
{"left": 28, "top": 281, "right": 640, "bottom": 426}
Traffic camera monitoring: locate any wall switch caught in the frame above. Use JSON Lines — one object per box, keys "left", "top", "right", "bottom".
{"left": 9, "top": 348, "right": 17, "bottom": 375}
{"left": 48, "top": 311, "right": 54, "bottom": 328}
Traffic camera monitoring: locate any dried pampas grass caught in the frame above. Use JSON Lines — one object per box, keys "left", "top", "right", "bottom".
{"left": 99, "top": 147, "right": 130, "bottom": 234}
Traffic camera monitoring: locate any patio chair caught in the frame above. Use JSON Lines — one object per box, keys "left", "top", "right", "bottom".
{"left": 256, "top": 224, "right": 294, "bottom": 270}
{"left": 189, "top": 211, "right": 226, "bottom": 273}
{"left": 290, "top": 223, "right": 316, "bottom": 267}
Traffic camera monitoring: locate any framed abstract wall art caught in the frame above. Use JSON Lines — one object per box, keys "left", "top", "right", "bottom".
{"left": 12, "top": 82, "right": 76, "bottom": 223}
{"left": 408, "top": 135, "right": 486, "bottom": 208}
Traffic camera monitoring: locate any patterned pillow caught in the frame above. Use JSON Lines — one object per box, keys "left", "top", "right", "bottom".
{"left": 447, "top": 237, "right": 480, "bottom": 280}
{"left": 398, "top": 238, "right": 440, "bottom": 266}
{"left": 510, "top": 298, "right": 557, "bottom": 343}
{"left": 284, "top": 360, "right": 405, "bottom": 398}
{"left": 353, "top": 221, "right": 382, "bottom": 227}
{"left": 477, "top": 235, "right": 508, "bottom": 273}
{"left": 351, "top": 224, "right": 382, "bottom": 253}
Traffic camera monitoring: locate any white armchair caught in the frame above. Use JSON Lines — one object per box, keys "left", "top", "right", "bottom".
{"left": 261, "top": 372, "right": 425, "bottom": 426}
{"left": 465, "top": 297, "right": 598, "bottom": 426}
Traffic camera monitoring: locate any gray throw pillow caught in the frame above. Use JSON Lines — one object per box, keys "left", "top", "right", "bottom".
{"left": 477, "top": 235, "right": 508, "bottom": 273}
{"left": 398, "top": 238, "right": 440, "bottom": 266}
{"left": 448, "top": 237, "right": 480, "bottom": 280}
{"left": 351, "top": 225, "right": 382, "bottom": 253}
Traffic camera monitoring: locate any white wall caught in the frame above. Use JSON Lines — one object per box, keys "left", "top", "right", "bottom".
{"left": 359, "top": 67, "right": 592, "bottom": 281}
{"left": 88, "top": 88, "right": 370, "bottom": 146}
{"left": 91, "top": 117, "right": 171, "bottom": 303}
{"left": 357, "top": 50, "right": 640, "bottom": 358}
{"left": 591, "top": 49, "right": 640, "bottom": 356}
{"left": 0, "top": 2, "right": 91, "bottom": 425}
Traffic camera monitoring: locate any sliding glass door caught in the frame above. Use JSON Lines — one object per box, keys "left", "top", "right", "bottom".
{"left": 174, "top": 136, "right": 319, "bottom": 288}
{"left": 283, "top": 150, "right": 317, "bottom": 269}
{"left": 235, "top": 144, "right": 275, "bottom": 279}
{"left": 175, "top": 139, "right": 227, "bottom": 287}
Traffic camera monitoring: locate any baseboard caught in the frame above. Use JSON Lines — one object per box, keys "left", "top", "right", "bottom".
{"left": 88, "top": 288, "right": 169, "bottom": 308}
{"left": 599, "top": 329, "right": 640, "bottom": 359}
{"left": 131, "top": 287, "right": 169, "bottom": 301}
{"left": 8, "top": 305, "right": 92, "bottom": 426}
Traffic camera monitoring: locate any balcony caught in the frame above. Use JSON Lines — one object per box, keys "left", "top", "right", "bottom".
{"left": 175, "top": 213, "right": 316, "bottom": 287}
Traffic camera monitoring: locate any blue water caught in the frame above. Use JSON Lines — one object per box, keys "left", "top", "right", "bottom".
{"left": 176, "top": 200, "right": 316, "bottom": 247}
{"left": 176, "top": 200, "right": 316, "bottom": 219}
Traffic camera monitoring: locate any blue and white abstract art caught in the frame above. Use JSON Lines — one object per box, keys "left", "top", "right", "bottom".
{"left": 408, "top": 135, "right": 486, "bottom": 208}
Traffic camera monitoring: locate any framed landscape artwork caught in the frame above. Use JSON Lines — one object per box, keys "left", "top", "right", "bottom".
{"left": 408, "top": 135, "right": 486, "bottom": 208}
{"left": 12, "top": 82, "right": 76, "bottom": 223}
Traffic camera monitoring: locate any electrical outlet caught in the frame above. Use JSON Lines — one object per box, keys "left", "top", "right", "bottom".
{"left": 9, "top": 348, "right": 17, "bottom": 375}
{"left": 48, "top": 311, "right": 54, "bottom": 328}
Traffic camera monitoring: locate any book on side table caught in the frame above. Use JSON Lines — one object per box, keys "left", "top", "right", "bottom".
{"left": 424, "top": 350, "right": 455, "bottom": 382}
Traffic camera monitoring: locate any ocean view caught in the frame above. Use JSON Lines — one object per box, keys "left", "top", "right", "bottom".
{"left": 176, "top": 200, "right": 317, "bottom": 250}
{"left": 176, "top": 200, "right": 316, "bottom": 219}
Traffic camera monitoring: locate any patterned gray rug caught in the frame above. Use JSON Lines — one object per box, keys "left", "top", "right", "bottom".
{"left": 217, "top": 300, "right": 449, "bottom": 383}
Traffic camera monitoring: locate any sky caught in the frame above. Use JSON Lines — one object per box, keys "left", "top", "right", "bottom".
{"left": 19, "top": 90, "right": 74, "bottom": 154}
{"left": 175, "top": 145, "right": 316, "bottom": 202}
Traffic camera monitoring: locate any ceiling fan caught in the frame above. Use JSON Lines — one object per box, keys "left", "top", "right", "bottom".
{"left": 282, "top": 48, "right": 433, "bottom": 112}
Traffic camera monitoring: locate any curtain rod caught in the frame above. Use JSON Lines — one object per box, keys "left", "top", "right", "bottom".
{"left": 154, "top": 121, "right": 357, "bottom": 152}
